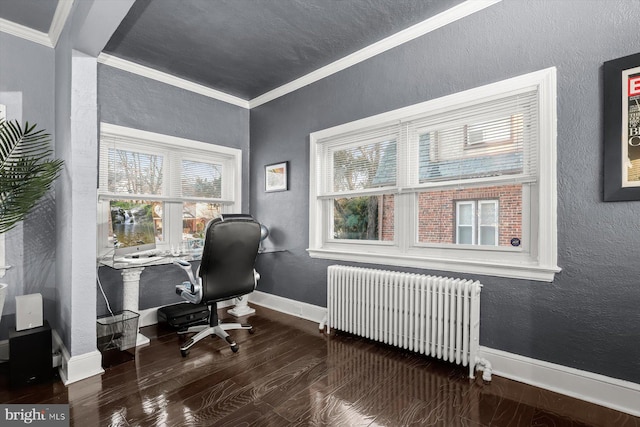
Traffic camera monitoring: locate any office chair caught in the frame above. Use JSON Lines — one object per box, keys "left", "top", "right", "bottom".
{"left": 174, "top": 214, "right": 261, "bottom": 356}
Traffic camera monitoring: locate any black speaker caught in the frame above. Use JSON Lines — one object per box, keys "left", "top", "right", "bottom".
{"left": 9, "top": 320, "right": 53, "bottom": 387}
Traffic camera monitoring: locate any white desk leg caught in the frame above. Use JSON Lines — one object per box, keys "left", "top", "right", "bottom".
{"left": 227, "top": 294, "right": 255, "bottom": 317}
{"left": 121, "top": 267, "right": 150, "bottom": 347}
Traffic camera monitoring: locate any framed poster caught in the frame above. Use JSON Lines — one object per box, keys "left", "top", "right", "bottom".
{"left": 603, "top": 53, "right": 640, "bottom": 201}
{"left": 265, "top": 161, "right": 288, "bottom": 192}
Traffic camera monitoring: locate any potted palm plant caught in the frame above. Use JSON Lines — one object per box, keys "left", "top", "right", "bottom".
{"left": 0, "top": 119, "right": 64, "bottom": 320}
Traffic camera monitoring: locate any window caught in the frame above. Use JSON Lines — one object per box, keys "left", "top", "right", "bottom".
{"left": 309, "top": 68, "right": 560, "bottom": 281}
{"left": 455, "top": 200, "right": 498, "bottom": 245}
{"left": 97, "top": 123, "right": 242, "bottom": 256}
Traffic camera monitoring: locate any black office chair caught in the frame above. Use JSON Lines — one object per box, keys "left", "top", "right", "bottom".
{"left": 173, "top": 214, "right": 261, "bottom": 357}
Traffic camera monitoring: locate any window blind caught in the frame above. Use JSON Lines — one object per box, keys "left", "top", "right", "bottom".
{"left": 99, "top": 136, "right": 235, "bottom": 204}
{"left": 407, "top": 89, "right": 539, "bottom": 189}
{"left": 316, "top": 89, "right": 539, "bottom": 197}
{"left": 179, "top": 159, "right": 223, "bottom": 200}
{"left": 318, "top": 124, "right": 399, "bottom": 197}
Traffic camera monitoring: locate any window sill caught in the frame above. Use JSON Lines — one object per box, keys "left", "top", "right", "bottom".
{"left": 307, "top": 248, "right": 560, "bottom": 282}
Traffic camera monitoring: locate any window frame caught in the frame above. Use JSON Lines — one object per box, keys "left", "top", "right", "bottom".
{"left": 455, "top": 199, "right": 499, "bottom": 245}
{"left": 455, "top": 201, "right": 476, "bottom": 245}
{"left": 97, "top": 123, "right": 242, "bottom": 257}
{"left": 309, "top": 68, "right": 560, "bottom": 282}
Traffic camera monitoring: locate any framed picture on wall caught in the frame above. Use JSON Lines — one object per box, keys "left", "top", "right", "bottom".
{"left": 265, "top": 161, "right": 288, "bottom": 192}
{"left": 603, "top": 53, "right": 640, "bottom": 201}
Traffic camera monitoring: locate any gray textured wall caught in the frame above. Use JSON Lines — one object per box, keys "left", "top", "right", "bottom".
{"left": 0, "top": 32, "right": 56, "bottom": 340}
{"left": 250, "top": 0, "right": 640, "bottom": 384}
{"left": 96, "top": 65, "right": 250, "bottom": 314}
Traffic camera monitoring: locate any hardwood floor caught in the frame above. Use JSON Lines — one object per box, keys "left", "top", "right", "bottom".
{"left": 1, "top": 306, "right": 638, "bottom": 426}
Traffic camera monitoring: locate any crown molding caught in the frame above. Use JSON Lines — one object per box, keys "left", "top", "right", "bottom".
{"left": 0, "top": 17, "right": 52, "bottom": 48}
{"left": 0, "top": 0, "right": 74, "bottom": 48}
{"left": 97, "top": 53, "right": 250, "bottom": 109}
{"left": 3, "top": 0, "right": 500, "bottom": 110}
{"left": 248, "top": 0, "right": 502, "bottom": 108}
{"left": 49, "top": 0, "right": 74, "bottom": 47}
{"left": 98, "top": 0, "right": 500, "bottom": 110}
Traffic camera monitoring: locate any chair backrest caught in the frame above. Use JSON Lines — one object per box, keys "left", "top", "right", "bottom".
{"left": 198, "top": 214, "right": 261, "bottom": 304}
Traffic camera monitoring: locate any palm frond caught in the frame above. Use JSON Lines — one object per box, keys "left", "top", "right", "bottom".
{"left": 0, "top": 119, "right": 64, "bottom": 234}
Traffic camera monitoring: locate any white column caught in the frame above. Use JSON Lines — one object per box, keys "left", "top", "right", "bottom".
{"left": 121, "top": 267, "right": 149, "bottom": 346}
{"left": 227, "top": 294, "right": 255, "bottom": 317}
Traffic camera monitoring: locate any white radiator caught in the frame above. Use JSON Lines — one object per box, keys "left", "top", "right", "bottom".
{"left": 325, "top": 265, "right": 492, "bottom": 380}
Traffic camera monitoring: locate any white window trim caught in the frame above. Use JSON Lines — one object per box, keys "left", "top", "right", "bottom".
{"left": 308, "top": 67, "right": 560, "bottom": 282}
{"left": 456, "top": 201, "right": 476, "bottom": 245}
{"left": 477, "top": 200, "right": 499, "bottom": 246}
{"left": 97, "top": 123, "right": 242, "bottom": 257}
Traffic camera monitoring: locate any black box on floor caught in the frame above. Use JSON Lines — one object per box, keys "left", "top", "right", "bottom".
{"left": 158, "top": 303, "right": 209, "bottom": 328}
{"left": 9, "top": 320, "right": 53, "bottom": 388}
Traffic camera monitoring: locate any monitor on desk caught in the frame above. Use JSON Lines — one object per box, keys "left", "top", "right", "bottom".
{"left": 110, "top": 201, "right": 157, "bottom": 257}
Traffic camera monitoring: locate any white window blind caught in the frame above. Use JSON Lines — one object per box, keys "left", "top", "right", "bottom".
{"left": 408, "top": 89, "right": 538, "bottom": 189}
{"left": 180, "top": 159, "right": 223, "bottom": 200}
{"left": 317, "top": 124, "right": 398, "bottom": 198}
{"left": 316, "top": 89, "right": 539, "bottom": 198}
{"left": 99, "top": 133, "right": 236, "bottom": 205}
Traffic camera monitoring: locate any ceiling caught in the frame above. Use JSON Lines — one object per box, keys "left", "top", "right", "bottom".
{"left": 0, "top": 0, "right": 464, "bottom": 101}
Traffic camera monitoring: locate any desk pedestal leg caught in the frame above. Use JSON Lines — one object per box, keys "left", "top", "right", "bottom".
{"left": 122, "top": 268, "right": 150, "bottom": 347}
{"left": 227, "top": 295, "right": 255, "bottom": 317}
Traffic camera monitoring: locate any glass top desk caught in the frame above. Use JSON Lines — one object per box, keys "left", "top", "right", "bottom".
{"left": 98, "top": 252, "right": 200, "bottom": 346}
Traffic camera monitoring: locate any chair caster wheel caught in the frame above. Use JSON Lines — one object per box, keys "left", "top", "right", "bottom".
{"left": 231, "top": 344, "right": 239, "bottom": 353}
{"left": 181, "top": 349, "right": 189, "bottom": 357}
{"left": 249, "top": 328, "right": 255, "bottom": 334}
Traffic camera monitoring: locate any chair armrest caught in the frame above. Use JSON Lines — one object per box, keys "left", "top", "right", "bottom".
{"left": 173, "top": 259, "right": 197, "bottom": 286}
{"left": 173, "top": 260, "right": 202, "bottom": 304}
{"left": 175, "top": 281, "right": 203, "bottom": 304}
{"left": 254, "top": 269, "right": 260, "bottom": 289}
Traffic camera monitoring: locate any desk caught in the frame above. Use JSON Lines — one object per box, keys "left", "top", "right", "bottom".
{"left": 99, "top": 254, "right": 197, "bottom": 346}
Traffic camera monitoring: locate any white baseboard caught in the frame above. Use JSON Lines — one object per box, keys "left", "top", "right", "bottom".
{"left": 478, "top": 347, "right": 640, "bottom": 418}
{"left": 250, "top": 290, "right": 640, "bottom": 418}
{"left": 138, "top": 306, "right": 162, "bottom": 328}
{"left": 54, "top": 330, "right": 103, "bottom": 385}
{"left": 59, "top": 348, "right": 104, "bottom": 386}
{"left": 248, "top": 290, "right": 326, "bottom": 324}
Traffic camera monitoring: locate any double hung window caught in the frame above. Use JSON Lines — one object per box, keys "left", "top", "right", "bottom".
{"left": 97, "top": 124, "right": 242, "bottom": 256}
{"left": 309, "top": 68, "right": 559, "bottom": 281}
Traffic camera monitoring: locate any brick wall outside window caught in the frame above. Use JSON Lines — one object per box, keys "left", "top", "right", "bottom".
{"left": 380, "top": 194, "right": 395, "bottom": 240}
{"left": 379, "top": 185, "right": 522, "bottom": 246}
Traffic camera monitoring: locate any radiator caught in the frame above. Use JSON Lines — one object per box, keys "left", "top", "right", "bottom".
{"left": 325, "top": 265, "right": 492, "bottom": 380}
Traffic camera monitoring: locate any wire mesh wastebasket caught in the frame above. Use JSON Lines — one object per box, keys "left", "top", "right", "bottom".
{"left": 96, "top": 310, "right": 140, "bottom": 353}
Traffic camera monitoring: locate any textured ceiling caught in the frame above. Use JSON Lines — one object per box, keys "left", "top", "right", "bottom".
{"left": 0, "top": 0, "right": 465, "bottom": 101}
{"left": 0, "top": 0, "right": 57, "bottom": 33}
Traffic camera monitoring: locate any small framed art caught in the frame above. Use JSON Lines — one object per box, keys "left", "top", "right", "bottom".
{"left": 265, "top": 161, "right": 288, "bottom": 192}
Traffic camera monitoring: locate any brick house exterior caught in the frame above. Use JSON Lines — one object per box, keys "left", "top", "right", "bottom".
{"left": 379, "top": 185, "right": 522, "bottom": 246}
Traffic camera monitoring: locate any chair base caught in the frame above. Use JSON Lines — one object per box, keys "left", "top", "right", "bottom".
{"left": 178, "top": 321, "right": 253, "bottom": 356}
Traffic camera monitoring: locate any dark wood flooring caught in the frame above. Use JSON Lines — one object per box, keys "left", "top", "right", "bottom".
{"left": 1, "top": 306, "right": 638, "bottom": 426}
